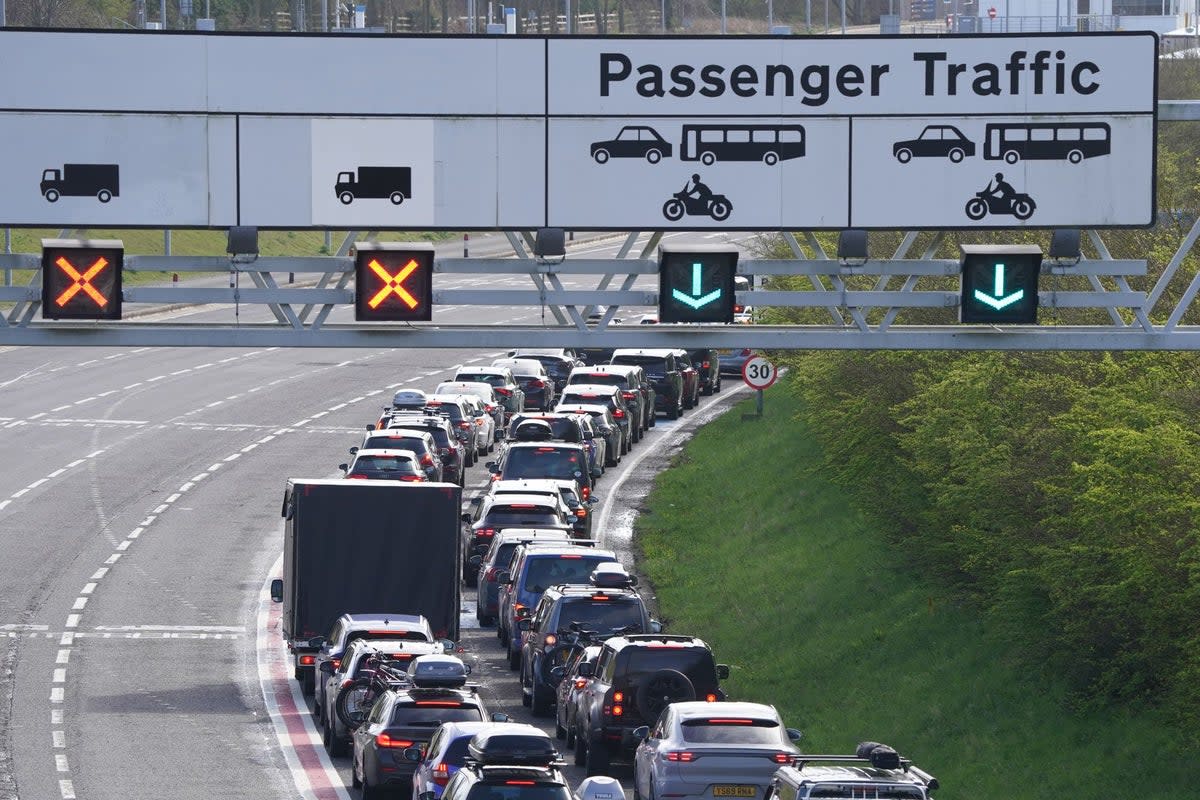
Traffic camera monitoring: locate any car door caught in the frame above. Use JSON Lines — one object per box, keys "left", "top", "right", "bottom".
{"left": 636, "top": 709, "right": 670, "bottom": 795}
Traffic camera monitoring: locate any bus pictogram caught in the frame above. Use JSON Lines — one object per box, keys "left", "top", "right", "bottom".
{"left": 984, "top": 121, "right": 1111, "bottom": 164}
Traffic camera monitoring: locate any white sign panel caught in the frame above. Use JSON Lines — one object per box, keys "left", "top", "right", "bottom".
{"left": 0, "top": 31, "right": 1156, "bottom": 230}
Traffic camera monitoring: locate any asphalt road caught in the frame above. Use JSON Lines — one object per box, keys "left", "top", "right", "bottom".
{"left": 0, "top": 229, "right": 757, "bottom": 800}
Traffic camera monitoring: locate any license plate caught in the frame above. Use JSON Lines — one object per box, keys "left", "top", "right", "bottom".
{"left": 713, "top": 787, "right": 756, "bottom": 797}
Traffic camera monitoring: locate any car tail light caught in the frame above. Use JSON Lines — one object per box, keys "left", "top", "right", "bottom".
{"left": 421, "top": 454, "right": 434, "bottom": 466}
{"left": 495, "top": 387, "right": 512, "bottom": 396}
{"left": 575, "top": 509, "right": 587, "bottom": 518}
{"left": 399, "top": 475, "right": 424, "bottom": 482}
{"left": 702, "top": 361, "right": 710, "bottom": 369}
{"left": 375, "top": 734, "right": 414, "bottom": 749}
{"left": 734, "top": 304, "right": 745, "bottom": 313}
{"left": 543, "top": 634, "right": 557, "bottom": 648}
{"left": 458, "top": 421, "right": 471, "bottom": 429}
{"left": 613, "top": 691, "right": 624, "bottom": 703}
{"left": 476, "top": 419, "right": 486, "bottom": 426}
{"left": 506, "top": 781, "right": 536, "bottom": 786}
{"left": 574, "top": 678, "right": 588, "bottom": 689}
{"left": 591, "top": 594, "right": 610, "bottom": 601}
{"left": 347, "top": 474, "right": 369, "bottom": 480}
{"left": 299, "top": 655, "right": 316, "bottom": 666}
{"left": 612, "top": 704, "right": 624, "bottom": 716}
{"left": 486, "top": 404, "right": 498, "bottom": 412}
{"left": 581, "top": 486, "right": 590, "bottom": 500}
{"left": 514, "top": 603, "right": 528, "bottom": 617}
{"left": 529, "top": 380, "right": 545, "bottom": 388}
{"left": 612, "top": 409, "right": 625, "bottom": 419}
{"left": 432, "top": 763, "right": 451, "bottom": 786}
{"left": 560, "top": 554, "right": 581, "bottom": 559}
{"left": 666, "top": 752, "right": 696, "bottom": 762}
{"left": 621, "top": 391, "right": 636, "bottom": 400}
{"left": 415, "top": 701, "right": 463, "bottom": 707}
{"left": 705, "top": 693, "right": 718, "bottom": 702}
{"left": 773, "top": 753, "right": 793, "bottom": 763}
{"left": 331, "top": 658, "right": 341, "bottom": 669}
{"left": 477, "top": 527, "right": 496, "bottom": 538}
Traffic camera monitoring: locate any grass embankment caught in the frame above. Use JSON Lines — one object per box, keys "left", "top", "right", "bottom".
{"left": 635, "top": 381, "right": 1190, "bottom": 799}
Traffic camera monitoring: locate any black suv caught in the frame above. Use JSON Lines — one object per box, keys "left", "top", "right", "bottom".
{"left": 688, "top": 348, "right": 722, "bottom": 396}
{"left": 571, "top": 634, "right": 730, "bottom": 775}
{"left": 518, "top": 563, "right": 659, "bottom": 717}
{"left": 609, "top": 349, "right": 685, "bottom": 420}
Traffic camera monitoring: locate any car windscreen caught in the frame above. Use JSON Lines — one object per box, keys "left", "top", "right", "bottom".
{"left": 611, "top": 356, "right": 668, "bottom": 378}
{"left": 483, "top": 507, "right": 561, "bottom": 527}
{"left": 557, "top": 598, "right": 644, "bottom": 634}
{"left": 501, "top": 448, "right": 585, "bottom": 481}
{"left": 680, "top": 718, "right": 782, "bottom": 745}
{"left": 568, "top": 373, "right": 625, "bottom": 388}
{"left": 352, "top": 455, "right": 419, "bottom": 473}
{"left": 522, "top": 555, "right": 612, "bottom": 593}
{"left": 390, "top": 704, "right": 483, "bottom": 726}
{"left": 807, "top": 786, "right": 924, "bottom": 800}
{"left": 467, "top": 785, "right": 571, "bottom": 800}
{"left": 621, "top": 648, "right": 718, "bottom": 688}
{"left": 508, "top": 417, "right": 580, "bottom": 442}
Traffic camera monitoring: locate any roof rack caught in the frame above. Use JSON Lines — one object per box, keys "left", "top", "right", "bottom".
{"left": 791, "top": 743, "right": 938, "bottom": 791}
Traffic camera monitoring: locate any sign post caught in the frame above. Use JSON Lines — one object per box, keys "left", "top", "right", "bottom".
{"left": 741, "top": 355, "right": 777, "bottom": 419}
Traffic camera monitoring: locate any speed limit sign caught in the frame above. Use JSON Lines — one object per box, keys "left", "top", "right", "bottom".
{"left": 741, "top": 356, "right": 777, "bottom": 390}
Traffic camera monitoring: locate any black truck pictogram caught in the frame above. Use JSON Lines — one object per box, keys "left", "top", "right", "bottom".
{"left": 40, "top": 164, "right": 120, "bottom": 203}
{"left": 334, "top": 166, "right": 412, "bottom": 205}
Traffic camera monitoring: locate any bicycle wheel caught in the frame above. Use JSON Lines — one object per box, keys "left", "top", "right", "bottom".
{"left": 335, "top": 678, "right": 379, "bottom": 731}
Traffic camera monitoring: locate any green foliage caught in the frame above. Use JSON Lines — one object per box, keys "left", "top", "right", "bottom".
{"left": 773, "top": 350, "right": 1200, "bottom": 737}
{"left": 636, "top": 382, "right": 1196, "bottom": 798}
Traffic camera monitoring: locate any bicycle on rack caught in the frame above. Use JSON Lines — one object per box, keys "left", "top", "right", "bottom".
{"left": 540, "top": 622, "right": 639, "bottom": 686}
{"left": 334, "top": 653, "right": 412, "bottom": 731}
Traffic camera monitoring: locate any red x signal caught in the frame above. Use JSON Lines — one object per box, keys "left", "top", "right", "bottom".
{"left": 354, "top": 244, "right": 434, "bottom": 322}
{"left": 367, "top": 258, "right": 419, "bottom": 310}
{"left": 41, "top": 240, "right": 124, "bottom": 320}
{"left": 54, "top": 255, "right": 110, "bottom": 308}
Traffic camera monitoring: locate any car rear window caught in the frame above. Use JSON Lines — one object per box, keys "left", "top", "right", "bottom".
{"left": 391, "top": 704, "right": 483, "bottom": 726}
{"left": 561, "top": 391, "right": 616, "bottom": 410}
{"left": 502, "top": 448, "right": 585, "bottom": 481}
{"left": 459, "top": 373, "right": 507, "bottom": 387}
{"left": 484, "top": 508, "right": 561, "bottom": 528}
{"left": 347, "top": 630, "right": 431, "bottom": 645}
{"left": 508, "top": 417, "right": 580, "bottom": 442}
{"left": 522, "top": 555, "right": 612, "bottom": 593}
{"left": 426, "top": 402, "right": 466, "bottom": 422}
{"left": 557, "top": 598, "right": 644, "bottom": 634}
{"left": 680, "top": 718, "right": 781, "bottom": 745}
{"left": 352, "top": 455, "right": 420, "bottom": 474}
{"left": 569, "top": 373, "right": 626, "bottom": 388}
{"left": 466, "top": 784, "right": 571, "bottom": 800}
{"left": 366, "top": 435, "right": 427, "bottom": 452}
{"left": 611, "top": 356, "right": 668, "bottom": 378}
{"left": 351, "top": 652, "right": 417, "bottom": 678}
{"left": 443, "top": 735, "right": 474, "bottom": 764}
{"left": 621, "top": 648, "right": 718, "bottom": 689}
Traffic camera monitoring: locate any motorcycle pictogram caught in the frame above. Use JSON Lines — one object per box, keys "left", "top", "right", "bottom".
{"left": 965, "top": 172, "right": 1036, "bottom": 221}
{"left": 662, "top": 174, "right": 732, "bottom": 222}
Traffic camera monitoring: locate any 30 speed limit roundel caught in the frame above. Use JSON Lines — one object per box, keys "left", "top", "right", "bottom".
{"left": 741, "top": 356, "right": 777, "bottom": 390}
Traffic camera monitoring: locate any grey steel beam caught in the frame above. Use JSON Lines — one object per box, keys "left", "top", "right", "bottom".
{"left": 4, "top": 324, "right": 1200, "bottom": 350}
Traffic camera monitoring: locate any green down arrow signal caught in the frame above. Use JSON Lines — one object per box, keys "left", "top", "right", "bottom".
{"left": 974, "top": 263, "right": 1025, "bottom": 311}
{"left": 672, "top": 263, "right": 723, "bottom": 310}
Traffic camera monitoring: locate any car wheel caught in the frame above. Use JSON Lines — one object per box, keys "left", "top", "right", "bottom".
{"left": 714, "top": 376, "right": 722, "bottom": 393}
{"left": 352, "top": 756, "right": 362, "bottom": 788}
{"left": 585, "top": 737, "right": 610, "bottom": 776}
{"left": 895, "top": 148, "right": 912, "bottom": 164}
{"left": 574, "top": 730, "right": 587, "bottom": 766}
{"left": 949, "top": 147, "right": 965, "bottom": 163}
{"left": 327, "top": 719, "right": 348, "bottom": 757}
{"left": 684, "top": 391, "right": 695, "bottom": 409}
{"left": 667, "top": 404, "right": 679, "bottom": 421}
{"left": 362, "top": 777, "right": 384, "bottom": 800}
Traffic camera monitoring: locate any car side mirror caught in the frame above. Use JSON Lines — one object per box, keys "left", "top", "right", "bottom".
{"left": 786, "top": 728, "right": 803, "bottom": 742}
{"left": 517, "top": 619, "right": 531, "bottom": 631}
{"left": 485, "top": 462, "right": 498, "bottom": 472}
{"left": 588, "top": 496, "right": 599, "bottom": 505}
{"left": 550, "top": 666, "right": 566, "bottom": 680}
{"left": 491, "top": 712, "right": 510, "bottom": 723}
{"left": 650, "top": 619, "right": 662, "bottom": 634}
{"left": 440, "top": 639, "right": 456, "bottom": 654}
{"left": 632, "top": 726, "right": 650, "bottom": 740}
{"left": 365, "top": 425, "right": 374, "bottom": 431}
{"left": 716, "top": 664, "right": 731, "bottom": 680}
{"left": 496, "top": 571, "right": 510, "bottom": 584}
{"left": 402, "top": 746, "right": 423, "bottom": 763}
{"left": 577, "top": 662, "right": 595, "bottom": 677}
{"left": 470, "top": 496, "right": 482, "bottom": 506}
{"left": 308, "top": 636, "right": 326, "bottom": 649}
{"left": 469, "top": 555, "right": 483, "bottom": 567}
{"left": 319, "top": 661, "right": 335, "bottom": 674}
{"left": 338, "top": 463, "right": 348, "bottom": 472}
{"left": 460, "top": 512, "right": 473, "bottom": 523}
{"left": 349, "top": 446, "right": 358, "bottom": 455}
{"left": 269, "top": 579, "right": 283, "bottom": 603}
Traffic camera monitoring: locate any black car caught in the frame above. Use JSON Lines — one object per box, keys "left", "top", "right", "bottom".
{"left": 519, "top": 564, "right": 656, "bottom": 717}
{"left": 351, "top": 656, "right": 506, "bottom": 799}
{"left": 386, "top": 416, "right": 468, "bottom": 486}
{"left": 892, "top": 124, "right": 976, "bottom": 164}
{"left": 566, "top": 365, "right": 652, "bottom": 435}
{"left": 590, "top": 125, "right": 673, "bottom": 164}
{"left": 486, "top": 442, "right": 593, "bottom": 502}
{"left": 507, "top": 349, "right": 584, "bottom": 394}
{"left": 571, "top": 634, "right": 730, "bottom": 775}
{"left": 610, "top": 349, "right": 686, "bottom": 420}
{"left": 687, "top": 348, "right": 722, "bottom": 396}
{"left": 492, "top": 358, "right": 558, "bottom": 411}
{"left": 557, "top": 384, "right": 635, "bottom": 449}
{"left": 554, "top": 644, "right": 602, "bottom": 748}
{"left": 354, "top": 429, "right": 444, "bottom": 482}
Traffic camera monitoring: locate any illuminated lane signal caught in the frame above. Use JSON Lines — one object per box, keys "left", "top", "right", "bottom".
{"left": 41, "top": 238, "right": 123, "bottom": 320}
{"left": 355, "top": 243, "right": 435, "bottom": 322}
{"left": 959, "top": 244, "right": 1042, "bottom": 324}
{"left": 658, "top": 245, "right": 738, "bottom": 324}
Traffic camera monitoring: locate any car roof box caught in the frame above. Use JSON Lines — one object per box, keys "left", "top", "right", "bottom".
{"left": 467, "top": 726, "right": 560, "bottom": 766}
{"left": 406, "top": 654, "right": 470, "bottom": 688}
{"left": 590, "top": 561, "right": 636, "bottom": 588}
{"left": 855, "top": 742, "right": 901, "bottom": 770}
{"left": 392, "top": 390, "right": 429, "bottom": 408}
{"left": 576, "top": 776, "right": 626, "bottom": 800}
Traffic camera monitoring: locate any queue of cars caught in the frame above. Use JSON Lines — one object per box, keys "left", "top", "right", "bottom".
{"left": 314, "top": 346, "right": 938, "bottom": 800}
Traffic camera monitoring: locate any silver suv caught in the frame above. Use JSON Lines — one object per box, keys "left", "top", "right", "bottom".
{"left": 764, "top": 742, "right": 939, "bottom": 800}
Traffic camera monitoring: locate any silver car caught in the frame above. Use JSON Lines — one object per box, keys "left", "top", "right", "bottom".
{"left": 633, "top": 701, "right": 802, "bottom": 800}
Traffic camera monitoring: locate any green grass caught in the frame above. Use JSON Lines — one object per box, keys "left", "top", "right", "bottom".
{"left": 635, "top": 381, "right": 1191, "bottom": 799}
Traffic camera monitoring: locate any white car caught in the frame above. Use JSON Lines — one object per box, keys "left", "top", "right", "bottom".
{"left": 452, "top": 365, "right": 525, "bottom": 417}
{"left": 431, "top": 393, "right": 494, "bottom": 456}
{"left": 633, "top": 701, "right": 802, "bottom": 800}
{"left": 434, "top": 380, "right": 506, "bottom": 440}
